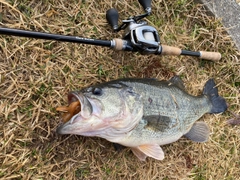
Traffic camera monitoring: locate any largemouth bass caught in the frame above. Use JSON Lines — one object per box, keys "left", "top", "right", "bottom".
{"left": 56, "top": 76, "right": 227, "bottom": 161}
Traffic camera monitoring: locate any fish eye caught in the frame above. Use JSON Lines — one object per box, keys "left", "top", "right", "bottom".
{"left": 92, "top": 87, "right": 102, "bottom": 96}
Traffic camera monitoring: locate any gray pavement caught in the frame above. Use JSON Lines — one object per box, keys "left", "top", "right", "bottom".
{"left": 195, "top": 0, "right": 240, "bottom": 50}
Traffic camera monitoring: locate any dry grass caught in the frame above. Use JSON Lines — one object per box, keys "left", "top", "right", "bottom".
{"left": 0, "top": 0, "right": 239, "bottom": 179}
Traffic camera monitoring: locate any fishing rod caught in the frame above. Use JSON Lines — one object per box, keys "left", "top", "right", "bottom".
{"left": 0, "top": 0, "right": 221, "bottom": 61}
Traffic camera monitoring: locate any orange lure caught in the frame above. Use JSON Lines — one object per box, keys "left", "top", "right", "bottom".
{"left": 56, "top": 101, "right": 81, "bottom": 123}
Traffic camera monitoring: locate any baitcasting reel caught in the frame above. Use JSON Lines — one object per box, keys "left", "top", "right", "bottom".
{"left": 0, "top": 0, "right": 221, "bottom": 61}
{"left": 106, "top": 0, "right": 161, "bottom": 54}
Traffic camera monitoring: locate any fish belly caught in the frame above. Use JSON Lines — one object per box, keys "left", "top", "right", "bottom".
{"left": 117, "top": 118, "right": 184, "bottom": 147}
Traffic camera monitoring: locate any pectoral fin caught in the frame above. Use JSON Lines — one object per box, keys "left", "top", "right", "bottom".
{"left": 184, "top": 121, "right": 210, "bottom": 142}
{"left": 131, "top": 144, "right": 165, "bottom": 161}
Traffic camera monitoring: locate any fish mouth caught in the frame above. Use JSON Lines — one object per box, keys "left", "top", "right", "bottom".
{"left": 56, "top": 91, "right": 99, "bottom": 135}
{"left": 56, "top": 88, "right": 144, "bottom": 139}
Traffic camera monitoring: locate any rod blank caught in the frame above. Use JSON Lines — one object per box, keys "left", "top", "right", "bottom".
{"left": 0, "top": 27, "right": 112, "bottom": 47}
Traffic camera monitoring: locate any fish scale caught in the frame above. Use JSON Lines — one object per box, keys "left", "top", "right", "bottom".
{"left": 119, "top": 80, "right": 211, "bottom": 122}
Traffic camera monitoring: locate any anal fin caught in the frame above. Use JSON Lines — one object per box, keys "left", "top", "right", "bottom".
{"left": 184, "top": 121, "right": 210, "bottom": 142}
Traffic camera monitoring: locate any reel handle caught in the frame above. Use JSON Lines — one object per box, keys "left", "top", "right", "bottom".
{"left": 161, "top": 45, "right": 221, "bottom": 61}
{"left": 106, "top": 8, "right": 119, "bottom": 32}
{"left": 138, "top": 0, "right": 152, "bottom": 13}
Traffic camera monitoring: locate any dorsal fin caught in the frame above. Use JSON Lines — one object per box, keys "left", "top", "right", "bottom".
{"left": 169, "top": 76, "right": 185, "bottom": 90}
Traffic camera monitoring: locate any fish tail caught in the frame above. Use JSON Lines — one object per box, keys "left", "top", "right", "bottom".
{"left": 203, "top": 79, "right": 227, "bottom": 114}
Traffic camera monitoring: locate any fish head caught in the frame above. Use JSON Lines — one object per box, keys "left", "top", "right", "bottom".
{"left": 56, "top": 83, "right": 143, "bottom": 140}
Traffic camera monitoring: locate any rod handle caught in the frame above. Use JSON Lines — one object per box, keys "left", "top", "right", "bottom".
{"left": 199, "top": 51, "right": 221, "bottom": 61}
{"left": 161, "top": 45, "right": 181, "bottom": 56}
{"left": 161, "top": 45, "right": 221, "bottom": 61}
{"left": 106, "top": 8, "right": 119, "bottom": 31}
{"left": 113, "top": 38, "right": 124, "bottom": 50}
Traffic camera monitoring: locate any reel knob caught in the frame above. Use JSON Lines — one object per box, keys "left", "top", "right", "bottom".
{"left": 138, "top": 0, "right": 152, "bottom": 13}
{"left": 106, "top": 8, "right": 119, "bottom": 32}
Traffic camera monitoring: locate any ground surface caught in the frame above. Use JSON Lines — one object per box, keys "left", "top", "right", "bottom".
{"left": 0, "top": 0, "right": 239, "bottom": 179}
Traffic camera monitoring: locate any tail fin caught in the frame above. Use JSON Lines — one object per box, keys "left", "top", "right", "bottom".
{"left": 203, "top": 79, "right": 227, "bottom": 114}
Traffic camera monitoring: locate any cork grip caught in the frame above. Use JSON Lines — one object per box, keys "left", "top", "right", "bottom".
{"left": 161, "top": 45, "right": 181, "bottom": 56}
{"left": 113, "top": 38, "right": 124, "bottom": 51}
{"left": 200, "top": 51, "right": 221, "bottom": 61}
